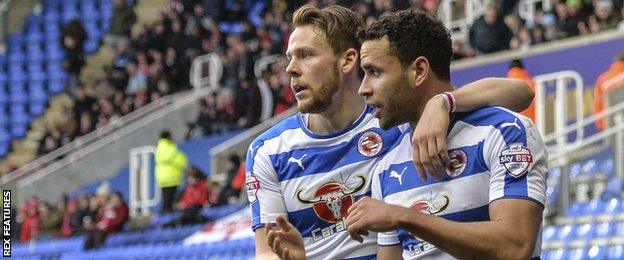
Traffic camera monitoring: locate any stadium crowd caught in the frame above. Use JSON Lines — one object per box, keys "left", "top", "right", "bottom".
{"left": 27, "top": 0, "right": 624, "bottom": 161}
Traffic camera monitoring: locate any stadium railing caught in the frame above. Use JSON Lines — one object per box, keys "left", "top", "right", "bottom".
{"left": 546, "top": 87, "right": 624, "bottom": 215}
{"left": 518, "top": 0, "right": 553, "bottom": 24}
{"left": 437, "top": 0, "right": 484, "bottom": 41}
{"left": 535, "top": 70, "right": 585, "bottom": 150}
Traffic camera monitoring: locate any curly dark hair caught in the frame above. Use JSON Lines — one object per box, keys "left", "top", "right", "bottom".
{"left": 357, "top": 9, "right": 452, "bottom": 81}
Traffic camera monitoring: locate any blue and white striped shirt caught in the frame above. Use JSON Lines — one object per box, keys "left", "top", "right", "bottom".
{"left": 247, "top": 105, "right": 408, "bottom": 259}
{"left": 372, "top": 107, "right": 548, "bottom": 259}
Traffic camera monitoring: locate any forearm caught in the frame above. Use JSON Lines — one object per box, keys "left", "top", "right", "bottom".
{"left": 395, "top": 208, "right": 535, "bottom": 260}
{"left": 452, "top": 77, "right": 533, "bottom": 112}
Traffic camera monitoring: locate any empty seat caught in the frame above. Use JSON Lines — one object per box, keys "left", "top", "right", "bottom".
{"left": 586, "top": 245, "right": 607, "bottom": 259}
{"left": 574, "top": 223, "right": 594, "bottom": 240}
{"left": 614, "top": 221, "right": 624, "bottom": 236}
{"left": 544, "top": 248, "right": 566, "bottom": 260}
{"left": 607, "top": 244, "right": 624, "bottom": 259}
{"left": 556, "top": 224, "right": 575, "bottom": 241}
{"left": 567, "top": 202, "right": 586, "bottom": 217}
{"left": 567, "top": 247, "right": 586, "bottom": 260}
{"left": 583, "top": 200, "right": 604, "bottom": 216}
{"left": 594, "top": 221, "right": 612, "bottom": 238}
{"left": 602, "top": 198, "right": 621, "bottom": 214}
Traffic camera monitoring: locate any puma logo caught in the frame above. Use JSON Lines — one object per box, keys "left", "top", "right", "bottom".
{"left": 389, "top": 167, "right": 407, "bottom": 185}
{"left": 288, "top": 154, "right": 308, "bottom": 170}
{"left": 501, "top": 118, "right": 521, "bottom": 130}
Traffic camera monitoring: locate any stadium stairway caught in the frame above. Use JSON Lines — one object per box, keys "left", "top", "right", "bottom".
{"left": 0, "top": 0, "right": 115, "bottom": 173}
{"left": 1, "top": 0, "right": 166, "bottom": 174}
{"left": 80, "top": 0, "right": 166, "bottom": 97}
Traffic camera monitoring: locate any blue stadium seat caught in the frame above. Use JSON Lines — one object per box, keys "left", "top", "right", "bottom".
{"left": 10, "top": 91, "right": 28, "bottom": 105}
{"left": 574, "top": 223, "right": 594, "bottom": 240}
{"left": 544, "top": 248, "right": 566, "bottom": 260}
{"left": 10, "top": 123, "right": 27, "bottom": 138}
{"left": 569, "top": 162, "right": 582, "bottom": 180}
{"left": 586, "top": 245, "right": 607, "bottom": 259}
{"left": 582, "top": 159, "right": 599, "bottom": 175}
{"left": 27, "top": 50, "right": 46, "bottom": 64}
{"left": 44, "top": 11, "right": 60, "bottom": 24}
{"left": 607, "top": 244, "right": 624, "bottom": 259}
{"left": 567, "top": 247, "right": 587, "bottom": 260}
{"left": 8, "top": 34, "right": 25, "bottom": 47}
{"left": 30, "top": 101, "right": 47, "bottom": 116}
{"left": 614, "top": 221, "right": 624, "bottom": 236}
{"left": 594, "top": 221, "right": 612, "bottom": 238}
{"left": 556, "top": 224, "right": 575, "bottom": 241}
{"left": 602, "top": 198, "right": 622, "bottom": 214}
{"left": 84, "top": 39, "right": 100, "bottom": 54}
{"left": 0, "top": 129, "right": 10, "bottom": 143}
{"left": 28, "top": 71, "right": 47, "bottom": 83}
{"left": 8, "top": 52, "right": 26, "bottom": 63}
{"left": 0, "top": 90, "right": 8, "bottom": 106}
{"left": 567, "top": 202, "right": 586, "bottom": 217}
{"left": 583, "top": 200, "right": 604, "bottom": 216}
{"left": 26, "top": 32, "right": 44, "bottom": 45}
{"left": 0, "top": 143, "right": 8, "bottom": 157}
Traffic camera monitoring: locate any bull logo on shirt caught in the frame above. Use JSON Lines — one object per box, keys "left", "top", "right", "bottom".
{"left": 410, "top": 194, "right": 450, "bottom": 216}
{"left": 296, "top": 175, "right": 367, "bottom": 223}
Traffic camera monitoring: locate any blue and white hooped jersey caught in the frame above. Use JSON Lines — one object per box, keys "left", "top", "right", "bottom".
{"left": 246, "top": 105, "right": 408, "bottom": 260}
{"left": 372, "top": 107, "right": 548, "bottom": 259}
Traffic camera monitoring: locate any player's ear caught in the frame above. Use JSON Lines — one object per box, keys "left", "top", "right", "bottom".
{"left": 340, "top": 48, "right": 358, "bottom": 74}
{"left": 409, "top": 56, "right": 429, "bottom": 89}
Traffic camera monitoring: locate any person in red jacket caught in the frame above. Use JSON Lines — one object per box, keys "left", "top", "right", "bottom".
{"left": 83, "top": 192, "right": 129, "bottom": 250}
{"left": 19, "top": 197, "right": 40, "bottom": 243}
{"left": 172, "top": 166, "right": 210, "bottom": 226}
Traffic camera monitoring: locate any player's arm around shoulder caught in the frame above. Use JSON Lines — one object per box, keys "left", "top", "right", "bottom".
{"left": 455, "top": 77, "right": 534, "bottom": 112}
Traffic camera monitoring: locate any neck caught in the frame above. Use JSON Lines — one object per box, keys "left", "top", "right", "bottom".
{"left": 408, "top": 80, "right": 454, "bottom": 128}
{"left": 308, "top": 77, "right": 365, "bottom": 135}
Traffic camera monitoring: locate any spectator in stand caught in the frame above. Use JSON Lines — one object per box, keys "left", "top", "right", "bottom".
{"left": 60, "top": 199, "right": 77, "bottom": 238}
{"left": 72, "top": 86, "right": 96, "bottom": 119}
{"left": 508, "top": 59, "right": 537, "bottom": 122}
{"left": 69, "top": 194, "right": 91, "bottom": 235}
{"left": 125, "top": 59, "right": 148, "bottom": 94}
{"left": 168, "top": 166, "right": 211, "bottom": 226}
{"left": 217, "top": 154, "right": 244, "bottom": 205}
{"left": 555, "top": 0, "right": 586, "bottom": 38}
{"left": 214, "top": 88, "right": 242, "bottom": 133}
{"left": 594, "top": 51, "right": 624, "bottom": 130}
{"left": 155, "top": 130, "right": 188, "bottom": 212}
{"left": 236, "top": 77, "right": 262, "bottom": 129}
{"left": 108, "top": 41, "right": 132, "bottom": 91}
{"left": 61, "top": 24, "right": 86, "bottom": 95}
{"left": 469, "top": 3, "right": 513, "bottom": 54}
{"left": 105, "top": 0, "right": 137, "bottom": 50}
{"left": 39, "top": 202, "right": 63, "bottom": 238}
{"left": 83, "top": 192, "right": 129, "bottom": 250}
{"left": 19, "top": 197, "right": 40, "bottom": 243}
{"left": 187, "top": 93, "right": 218, "bottom": 139}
